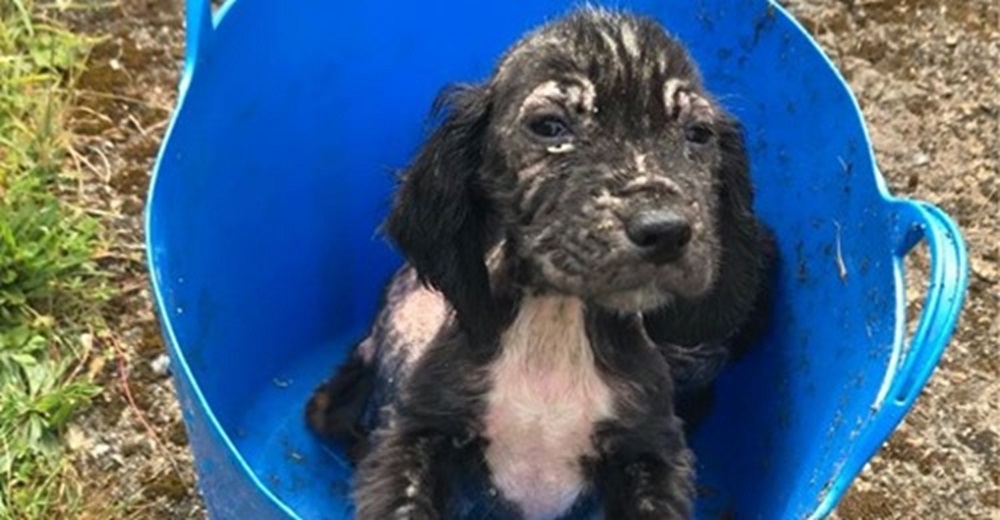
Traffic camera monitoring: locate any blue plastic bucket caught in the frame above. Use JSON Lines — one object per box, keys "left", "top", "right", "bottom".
{"left": 145, "top": 0, "right": 969, "bottom": 518}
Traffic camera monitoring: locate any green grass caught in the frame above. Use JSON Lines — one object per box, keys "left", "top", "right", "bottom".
{"left": 0, "top": 1, "right": 108, "bottom": 517}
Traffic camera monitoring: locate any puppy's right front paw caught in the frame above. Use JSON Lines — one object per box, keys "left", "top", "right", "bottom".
{"left": 356, "top": 498, "right": 439, "bottom": 520}
{"left": 621, "top": 495, "right": 691, "bottom": 520}
{"left": 391, "top": 501, "right": 438, "bottom": 520}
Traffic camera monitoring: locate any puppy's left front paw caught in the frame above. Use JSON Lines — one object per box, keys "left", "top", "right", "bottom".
{"left": 625, "top": 496, "right": 690, "bottom": 520}
{"left": 609, "top": 461, "right": 694, "bottom": 520}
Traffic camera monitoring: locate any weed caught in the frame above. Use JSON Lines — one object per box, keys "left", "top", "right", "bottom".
{"left": 0, "top": 0, "right": 107, "bottom": 517}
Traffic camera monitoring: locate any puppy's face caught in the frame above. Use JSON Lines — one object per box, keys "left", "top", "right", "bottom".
{"left": 484, "top": 12, "right": 733, "bottom": 312}
{"left": 386, "top": 10, "right": 753, "bottom": 324}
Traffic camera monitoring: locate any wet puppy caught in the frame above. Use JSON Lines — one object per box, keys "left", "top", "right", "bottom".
{"left": 307, "top": 8, "right": 774, "bottom": 520}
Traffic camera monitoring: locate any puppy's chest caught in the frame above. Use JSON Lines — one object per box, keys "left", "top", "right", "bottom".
{"left": 482, "top": 297, "right": 615, "bottom": 520}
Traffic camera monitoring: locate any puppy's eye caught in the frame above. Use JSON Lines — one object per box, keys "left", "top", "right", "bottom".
{"left": 684, "top": 123, "right": 714, "bottom": 145}
{"left": 527, "top": 116, "right": 571, "bottom": 140}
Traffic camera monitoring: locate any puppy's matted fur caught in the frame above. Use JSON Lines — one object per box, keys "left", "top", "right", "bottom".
{"left": 307, "top": 8, "right": 775, "bottom": 520}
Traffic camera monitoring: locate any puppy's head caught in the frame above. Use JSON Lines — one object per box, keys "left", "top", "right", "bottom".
{"left": 386, "top": 9, "right": 755, "bottom": 324}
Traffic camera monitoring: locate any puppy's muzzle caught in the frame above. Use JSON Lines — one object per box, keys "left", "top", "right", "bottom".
{"left": 625, "top": 209, "right": 692, "bottom": 264}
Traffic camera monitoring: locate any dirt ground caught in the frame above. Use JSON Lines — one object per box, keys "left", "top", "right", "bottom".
{"left": 62, "top": 0, "right": 996, "bottom": 518}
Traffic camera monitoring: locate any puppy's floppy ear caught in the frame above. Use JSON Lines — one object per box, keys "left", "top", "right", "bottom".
{"left": 384, "top": 84, "right": 501, "bottom": 338}
{"left": 646, "top": 114, "right": 776, "bottom": 349}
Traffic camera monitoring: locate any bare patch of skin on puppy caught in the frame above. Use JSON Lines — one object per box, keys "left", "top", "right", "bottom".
{"left": 590, "top": 13, "right": 640, "bottom": 75}
{"left": 389, "top": 282, "right": 449, "bottom": 365}
{"left": 569, "top": 75, "right": 598, "bottom": 114}
{"left": 519, "top": 81, "right": 563, "bottom": 117}
{"left": 486, "top": 241, "right": 506, "bottom": 271}
{"left": 484, "top": 296, "right": 615, "bottom": 520}
{"left": 619, "top": 156, "right": 682, "bottom": 197}
{"left": 597, "top": 26, "right": 620, "bottom": 59}
{"left": 594, "top": 188, "right": 622, "bottom": 211}
{"left": 518, "top": 78, "right": 597, "bottom": 121}
{"left": 619, "top": 22, "right": 640, "bottom": 59}
{"left": 621, "top": 177, "right": 682, "bottom": 198}
{"left": 380, "top": 245, "right": 508, "bottom": 365}
{"left": 665, "top": 78, "right": 715, "bottom": 121}
{"left": 634, "top": 153, "right": 649, "bottom": 175}
{"left": 663, "top": 78, "right": 689, "bottom": 119}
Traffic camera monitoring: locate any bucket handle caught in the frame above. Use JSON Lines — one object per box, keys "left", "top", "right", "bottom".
{"left": 183, "top": 0, "right": 214, "bottom": 84}
{"left": 814, "top": 199, "right": 969, "bottom": 519}
{"left": 886, "top": 200, "right": 969, "bottom": 407}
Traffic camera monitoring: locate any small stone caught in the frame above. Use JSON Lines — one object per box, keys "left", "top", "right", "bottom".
{"left": 150, "top": 353, "right": 171, "bottom": 376}
{"left": 912, "top": 153, "right": 930, "bottom": 167}
{"left": 79, "top": 333, "right": 94, "bottom": 353}
{"left": 90, "top": 443, "right": 111, "bottom": 459}
{"left": 108, "top": 453, "right": 126, "bottom": 468}
{"left": 65, "top": 425, "right": 90, "bottom": 452}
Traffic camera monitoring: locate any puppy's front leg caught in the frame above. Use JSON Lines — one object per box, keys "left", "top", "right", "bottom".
{"left": 600, "top": 435, "right": 696, "bottom": 519}
{"left": 354, "top": 428, "right": 449, "bottom": 520}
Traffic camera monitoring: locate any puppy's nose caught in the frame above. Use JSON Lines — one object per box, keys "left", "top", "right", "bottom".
{"left": 625, "top": 210, "right": 692, "bottom": 263}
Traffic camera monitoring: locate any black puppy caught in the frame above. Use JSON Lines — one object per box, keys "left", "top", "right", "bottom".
{"left": 308, "top": 8, "right": 774, "bottom": 520}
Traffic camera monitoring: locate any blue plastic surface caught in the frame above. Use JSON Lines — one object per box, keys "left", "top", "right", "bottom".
{"left": 145, "top": 0, "right": 969, "bottom": 518}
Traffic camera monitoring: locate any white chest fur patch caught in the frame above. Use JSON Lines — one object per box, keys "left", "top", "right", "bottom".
{"left": 484, "top": 296, "right": 615, "bottom": 520}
